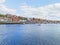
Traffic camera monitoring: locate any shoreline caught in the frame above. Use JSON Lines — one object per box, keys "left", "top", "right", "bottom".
{"left": 0, "top": 23, "right": 24, "bottom": 24}
{"left": 0, "top": 22, "right": 60, "bottom": 24}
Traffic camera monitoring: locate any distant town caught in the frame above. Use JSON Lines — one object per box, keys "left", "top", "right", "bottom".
{"left": 0, "top": 14, "right": 60, "bottom": 24}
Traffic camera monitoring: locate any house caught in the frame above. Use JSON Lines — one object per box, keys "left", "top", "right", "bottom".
{"left": 0, "top": 17, "right": 8, "bottom": 22}
{"left": 6, "top": 14, "right": 20, "bottom": 23}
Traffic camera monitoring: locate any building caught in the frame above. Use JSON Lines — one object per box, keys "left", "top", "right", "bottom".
{"left": 0, "top": 17, "right": 8, "bottom": 22}
{"left": 6, "top": 14, "right": 20, "bottom": 23}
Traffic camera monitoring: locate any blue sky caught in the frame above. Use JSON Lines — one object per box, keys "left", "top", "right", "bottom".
{"left": 0, "top": 0, "right": 60, "bottom": 20}
{"left": 4, "top": 0, "right": 60, "bottom": 8}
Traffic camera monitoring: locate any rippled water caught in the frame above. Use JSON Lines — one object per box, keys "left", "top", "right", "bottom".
{"left": 0, "top": 24, "right": 60, "bottom": 45}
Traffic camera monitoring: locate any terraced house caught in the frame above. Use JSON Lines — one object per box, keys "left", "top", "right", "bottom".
{"left": 6, "top": 14, "right": 20, "bottom": 23}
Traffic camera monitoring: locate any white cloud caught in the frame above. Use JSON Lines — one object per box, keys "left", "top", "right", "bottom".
{"left": 20, "top": 3, "right": 60, "bottom": 20}
{"left": 0, "top": 0, "right": 5, "bottom": 3}
{"left": 0, "top": 4, "right": 16, "bottom": 14}
{"left": 0, "top": 0, "right": 16, "bottom": 14}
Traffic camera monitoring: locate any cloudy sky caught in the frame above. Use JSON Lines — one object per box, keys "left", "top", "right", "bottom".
{"left": 0, "top": 0, "right": 60, "bottom": 20}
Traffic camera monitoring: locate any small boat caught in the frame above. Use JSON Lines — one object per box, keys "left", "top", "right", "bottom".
{"left": 38, "top": 23, "right": 41, "bottom": 26}
{"left": 23, "top": 23, "right": 25, "bottom": 24}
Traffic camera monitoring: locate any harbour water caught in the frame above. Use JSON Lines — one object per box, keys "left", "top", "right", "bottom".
{"left": 0, "top": 24, "right": 60, "bottom": 45}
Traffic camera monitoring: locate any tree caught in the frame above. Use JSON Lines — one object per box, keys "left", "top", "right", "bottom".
{"left": 0, "top": 14, "right": 5, "bottom": 17}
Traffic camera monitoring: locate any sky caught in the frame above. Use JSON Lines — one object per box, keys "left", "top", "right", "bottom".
{"left": 0, "top": 0, "right": 60, "bottom": 20}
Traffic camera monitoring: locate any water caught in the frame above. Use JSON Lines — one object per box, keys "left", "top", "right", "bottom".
{"left": 0, "top": 24, "right": 60, "bottom": 45}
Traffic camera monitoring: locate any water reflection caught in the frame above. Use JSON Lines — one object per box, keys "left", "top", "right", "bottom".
{"left": 0, "top": 24, "right": 60, "bottom": 45}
